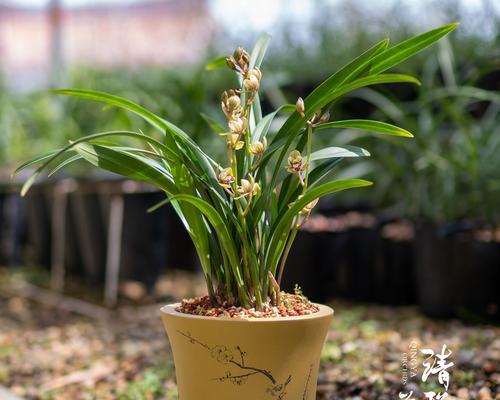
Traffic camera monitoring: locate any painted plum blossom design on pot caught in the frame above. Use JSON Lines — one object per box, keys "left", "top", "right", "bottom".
{"left": 178, "top": 330, "right": 292, "bottom": 399}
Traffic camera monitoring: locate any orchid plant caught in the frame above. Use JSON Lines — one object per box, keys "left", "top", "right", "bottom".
{"left": 16, "top": 23, "right": 458, "bottom": 309}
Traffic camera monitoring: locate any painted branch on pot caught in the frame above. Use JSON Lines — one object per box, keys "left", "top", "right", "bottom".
{"left": 302, "top": 363, "right": 313, "bottom": 400}
{"left": 178, "top": 330, "right": 292, "bottom": 399}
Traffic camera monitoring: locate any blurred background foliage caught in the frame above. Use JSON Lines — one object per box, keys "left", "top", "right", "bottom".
{"left": 2, "top": 0, "right": 498, "bottom": 224}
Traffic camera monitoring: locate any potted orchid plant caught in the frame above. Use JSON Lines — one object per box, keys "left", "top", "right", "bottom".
{"left": 16, "top": 23, "right": 458, "bottom": 399}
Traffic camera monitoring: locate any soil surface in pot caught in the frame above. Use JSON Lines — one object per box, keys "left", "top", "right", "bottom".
{"left": 176, "top": 292, "right": 320, "bottom": 318}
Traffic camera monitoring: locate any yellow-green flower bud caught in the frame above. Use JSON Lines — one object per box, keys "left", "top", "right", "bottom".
{"left": 237, "top": 176, "right": 260, "bottom": 197}
{"left": 318, "top": 111, "right": 330, "bottom": 124}
{"left": 221, "top": 90, "right": 241, "bottom": 120}
{"left": 243, "top": 75, "right": 259, "bottom": 92}
{"left": 243, "top": 68, "right": 262, "bottom": 92}
{"left": 250, "top": 137, "right": 267, "bottom": 155}
{"left": 299, "top": 198, "right": 319, "bottom": 215}
{"left": 228, "top": 134, "right": 244, "bottom": 150}
{"left": 296, "top": 97, "right": 305, "bottom": 118}
{"left": 228, "top": 116, "right": 246, "bottom": 134}
{"left": 226, "top": 57, "right": 237, "bottom": 71}
{"left": 235, "top": 47, "right": 249, "bottom": 64}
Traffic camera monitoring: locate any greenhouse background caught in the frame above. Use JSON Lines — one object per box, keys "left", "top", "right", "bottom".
{"left": 0, "top": 0, "right": 499, "bottom": 399}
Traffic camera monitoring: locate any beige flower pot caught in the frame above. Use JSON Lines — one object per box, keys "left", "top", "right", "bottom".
{"left": 160, "top": 303, "right": 333, "bottom": 400}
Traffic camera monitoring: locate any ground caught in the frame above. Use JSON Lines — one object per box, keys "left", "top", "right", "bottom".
{"left": 0, "top": 268, "right": 498, "bottom": 400}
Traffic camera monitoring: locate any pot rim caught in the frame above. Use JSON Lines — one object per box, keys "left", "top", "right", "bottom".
{"left": 160, "top": 303, "right": 334, "bottom": 322}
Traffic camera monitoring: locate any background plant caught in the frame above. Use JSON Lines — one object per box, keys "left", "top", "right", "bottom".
{"left": 15, "top": 24, "right": 458, "bottom": 309}
{"left": 338, "top": 39, "right": 500, "bottom": 224}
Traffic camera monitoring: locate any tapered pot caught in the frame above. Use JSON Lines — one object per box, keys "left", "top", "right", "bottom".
{"left": 160, "top": 303, "right": 333, "bottom": 400}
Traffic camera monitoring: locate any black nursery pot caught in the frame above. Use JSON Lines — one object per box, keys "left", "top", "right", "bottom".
{"left": 374, "top": 222, "right": 416, "bottom": 305}
{"left": 345, "top": 227, "right": 379, "bottom": 302}
{"left": 120, "top": 192, "right": 167, "bottom": 291}
{"left": 318, "top": 230, "right": 351, "bottom": 301}
{"left": 25, "top": 186, "right": 52, "bottom": 268}
{"left": 414, "top": 224, "right": 457, "bottom": 318}
{"left": 0, "top": 190, "right": 27, "bottom": 266}
{"left": 454, "top": 235, "right": 500, "bottom": 323}
{"left": 164, "top": 205, "right": 200, "bottom": 272}
{"left": 280, "top": 230, "right": 325, "bottom": 300}
{"left": 70, "top": 189, "right": 107, "bottom": 282}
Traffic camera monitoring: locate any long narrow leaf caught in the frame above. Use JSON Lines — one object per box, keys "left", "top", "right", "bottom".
{"left": 19, "top": 130, "right": 179, "bottom": 195}
{"left": 74, "top": 143, "right": 176, "bottom": 192}
{"left": 249, "top": 33, "right": 271, "bottom": 69}
{"left": 266, "top": 39, "right": 390, "bottom": 154}
{"left": 14, "top": 149, "right": 61, "bottom": 175}
{"left": 47, "top": 154, "right": 82, "bottom": 177}
{"left": 53, "top": 89, "right": 168, "bottom": 133}
{"left": 205, "top": 56, "right": 227, "bottom": 71}
{"left": 53, "top": 89, "right": 218, "bottom": 168}
{"left": 266, "top": 179, "right": 373, "bottom": 272}
{"left": 153, "top": 194, "right": 245, "bottom": 286}
{"left": 310, "top": 146, "right": 370, "bottom": 161}
{"left": 316, "top": 119, "right": 414, "bottom": 137}
{"left": 201, "top": 112, "right": 226, "bottom": 135}
{"left": 369, "top": 23, "right": 459, "bottom": 74}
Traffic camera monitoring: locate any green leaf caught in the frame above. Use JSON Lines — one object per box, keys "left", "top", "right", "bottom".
{"left": 205, "top": 55, "right": 227, "bottom": 71}
{"left": 53, "top": 89, "right": 168, "bottom": 133}
{"left": 310, "top": 146, "right": 370, "bottom": 161}
{"left": 47, "top": 154, "right": 82, "bottom": 177}
{"left": 280, "top": 104, "right": 297, "bottom": 113}
{"left": 316, "top": 119, "right": 414, "bottom": 137}
{"left": 425, "top": 86, "right": 500, "bottom": 104}
{"left": 266, "top": 179, "right": 373, "bottom": 272}
{"left": 370, "top": 22, "right": 459, "bottom": 74}
{"left": 201, "top": 112, "right": 226, "bottom": 135}
{"left": 74, "top": 143, "right": 176, "bottom": 192}
{"left": 249, "top": 33, "right": 271, "bottom": 69}
{"left": 251, "top": 104, "right": 293, "bottom": 142}
{"left": 13, "top": 149, "right": 61, "bottom": 175}
{"left": 259, "top": 39, "right": 394, "bottom": 174}
{"left": 18, "top": 130, "right": 183, "bottom": 196}
{"left": 261, "top": 74, "right": 419, "bottom": 182}
{"left": 53, "top": 89, "right": 217, "bottom": 166}
{"left": 252, "top": 93, "right": 263, "bottom": 125}
{"left": 153, "top": 194, "right": 245, "bottom": 287}
{"left": 280, "top": 159, "right": 345, "bottom": 212}
{"left": 308, "top": 159, "right": 344, "bottom": 188}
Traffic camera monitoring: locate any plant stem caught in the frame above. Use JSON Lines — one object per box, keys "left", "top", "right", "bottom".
{"left": 303, "top": 124, "right": 313, "bottom": 193}
{"left": 276, "top": 217, "right": 299, "bottom": 285}
{"left": 268, "top": 271, "right": 281, "bottom": 305}
{"left": 220, "top": 250, "right": 232, "bottom": 299}
{"left": 277, "top": 125, "right": 314, "bottom": 286}
{"left": 232, "top": 150, "right": 238, "bottom": 184}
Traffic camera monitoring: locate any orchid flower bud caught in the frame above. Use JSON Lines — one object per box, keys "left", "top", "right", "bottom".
{"left": 228, "top": 116, "right": 246, "bottom": 134}
{"left": 318, "top": 111, "right": 330, "bottom": 124}
{"left": 296, "top": 97, "right": 305, "bottom": 118}
{"left": 237, "top": 176, "right": 260, "bottom": 197}
{"left": 221, "top": 90, "right": 241, "bottom": 119}
{"left": 299, "top": 198, "right": 319, "bottom": 215}
{"left": 228, "top": 134, "right": 244, "bottom": 150}
{"left": 250, "top": 137, "right": 267, "bottom": 155}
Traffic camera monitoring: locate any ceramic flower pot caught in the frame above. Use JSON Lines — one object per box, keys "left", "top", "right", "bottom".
{"left": 160, "top": 303, "right": 333, "bottom": 400}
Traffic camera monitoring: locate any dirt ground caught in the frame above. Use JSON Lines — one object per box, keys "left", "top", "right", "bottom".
{"left": 0, "top": 268, "right": 498, "bottom": 400}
